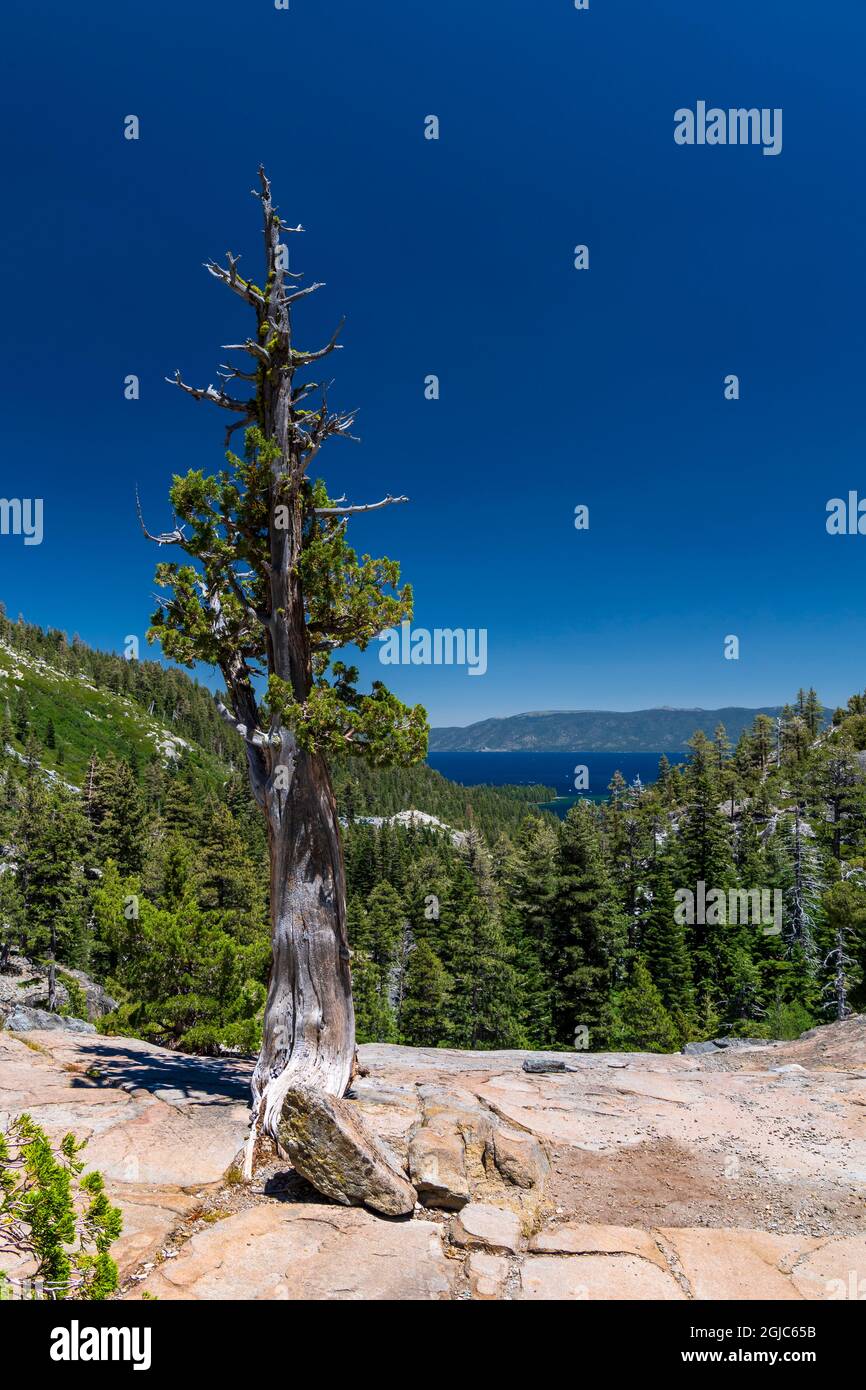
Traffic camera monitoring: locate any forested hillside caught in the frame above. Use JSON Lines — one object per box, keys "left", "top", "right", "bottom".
{"left": 429, "top": 705, "right": 791, "bottom": 752}
{"left": 1, "top": 608, "right": 864, "bottom": 1058}
{"left": 0, "top": 612, "right": 556, "bottom": 1050}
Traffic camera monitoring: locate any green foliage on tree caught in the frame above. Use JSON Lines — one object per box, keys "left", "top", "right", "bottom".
{"left": 400, "top": 936, "right": 450, "bottom": 1047}
{"left": 613, "top": 958, "right": 681, "bottom": 1053}
{"left": 441, "top": 857, "right": 523, "bottom": 1050}
{"left": 556, "top": 803, "right": 627, "bottom": 1049}
{"left": 85, "top": 753, "right": 146, "bottom": 875}
{"left": 640, "top": 854, "right": 695, "bottom": 1018}
{"left": 92, "top": 864, "right": 267, "bottom": 1053}
{"left": 349, "top": 882, "right": 404, "bottom": 1043}
{"left": 16, "top": 772, "right": 89, "bottom": 984}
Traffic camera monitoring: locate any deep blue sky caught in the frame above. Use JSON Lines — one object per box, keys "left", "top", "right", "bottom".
{"left": 2, "top": 0, "right": 864, "bottom": 726}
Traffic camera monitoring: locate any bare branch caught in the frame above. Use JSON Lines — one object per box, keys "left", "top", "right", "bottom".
{"left": 293, "top": 318, "right": 345, "bottom": 365}
{"left": 283, "top": 282, "right": 325, "bottom": 306}
{"left": 167, "top": 370, "right": 252, "bottom": 413}
{"left": 218, "top": 362, "right": 258, "bottom": 384}
{"left": 215, "top": 697, "right": 281, "bottom": 749}
{"left": 292, "top": 381, "right": 320, "bottom": 405}
{"left": 136, "top": 487, "right": 187, "bottom": 546}
{"left": 224, "top": 413, "right": 255, "bottom": 449}
{"left": 314, "top": 494, "right": 409, "bottom": 517}
{"left": 223, "top": 339, "right": 271, "bottom": 366}
{"left": 204, "top": 256, "right": 266, "bottom": 310}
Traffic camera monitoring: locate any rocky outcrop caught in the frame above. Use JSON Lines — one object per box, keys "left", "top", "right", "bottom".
{"left": 0, "top": 1029, "right": 250, "bottom": 1286}
{"left": 406, "top": 1082, "right": 550, "bottom": 1213}
{"left": 0, "top": 952, "right": 116, "bottom": 1025}
{"left": 132, "top": 1204, "right": 454, "bottom": 1301}
{"left": 5, "top": 1006, "right": 96, "bottom": 1034}
{"left": 1, "top": 1017, "right": 863, "bottom": 1300}
{"left": 682, "top": 1036, "right": 766, "bottom": 1056}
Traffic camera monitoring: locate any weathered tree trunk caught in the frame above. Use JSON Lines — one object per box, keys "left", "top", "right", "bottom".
{"left": 252, "top": 732, "right": 355, "bottom": 1135}
{"left": 247, "top": 727, "right": 416, "bottom": 1214}
{"left": 245, "top": 184, "right": 361, "bottom": 1142}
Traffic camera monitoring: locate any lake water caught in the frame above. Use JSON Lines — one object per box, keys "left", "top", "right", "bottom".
{"left": 426, "top": 750, "right": 678, "bottom": 818}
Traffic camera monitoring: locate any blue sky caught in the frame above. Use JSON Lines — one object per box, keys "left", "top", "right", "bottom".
{"left": 1, "top": 0, "right": 864, "bottom": 727}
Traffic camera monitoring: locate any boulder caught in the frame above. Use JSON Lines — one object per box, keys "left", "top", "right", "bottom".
{"left": 466, "top": 1251, "right": 509, "bottom": 1300}
{"left": 451, "top": 1202, "right": 523, "bottom": 1255}
{"left": 408, "top": 1127, "right": 470, "bottom": 1209}
{"left": 61, "top": 967, "right": 118, "bottom": 1021}
{"left": 415, "top": 1085, "right": 497, "bottom": 1177}
{"left": 278, "top": 1084, "right": 417, "bottom": 1218}
{"left": 682, "top": 1036, "right": 765, "bottom": 1056}
{"left": 493, "top": 1126, "right": 549, "bottom": 1190}
{"left": 5, "top": 1006, "right": 96, "bottom": 1034}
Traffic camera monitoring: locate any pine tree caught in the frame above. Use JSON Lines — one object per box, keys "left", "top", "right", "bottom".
{"left": 500, "top": 816, "right": 560, "bottom": 1046}
{"left": 556, "top": 803, "right": 627, "bottom": 1050}
{"left": 16, "top": 780, "right": 90, "bottom": 994}
{"left": 821, "top": 879, "right": 864, "bottom": 1019}
{"left": 809, "top": 742, "right": 866, "bottom": 860}
{"left": 350, "top": 882, "right": 404, "bottom": 1042}
{"left": 0, "top": 701, "right": 12, "bottom": 751}
{"left": 0, "top": 1114, "right": 123, "bottom": 1300}
{"left": 804, "top": 688, "right": 823, "bottom": 738}
{"left": 442, "top": 862, "right": 523, "bottom": 1050}
{"left": 12, "top": 686, "right": 29, "bottom": 744}
{"left": 400, "top": 937, "right": 450, "bottom": 1047}
{"left": 87, "top": 755, "right": 146, "bottom": 875}
{"left": 613, "top": 959, "right": 680, "bottom": 1053}
{"left": 143, "top": 171, "right": 427, "bottom": 1162}
{"left": 678, "top": 734, "right": 735, "bottom": 989}
{"left": 724, "top": 945, "right": 765, "bottom": 1031}
{"left": 0, "top": 868, "right": 22, "bottom": 972}
{"left": 605, "top": 780, "right": 652, "bottom": 949}
{"left": 751, "top": 714, "right": 775, "bottom": 774}
{"left": 656, "top": 754, "right": 671, "bottom": 803}
{"left": 196, "top": 801, "right": 265, "bottom": 939}
{"left": 640, "top": 855, "right": 694, "bottom": 1017}
{"left": 780, "top": 805, "right": 822, "bottom": 971}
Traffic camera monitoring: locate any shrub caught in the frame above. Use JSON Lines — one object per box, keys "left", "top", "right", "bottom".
{"left": 0, "top": 1113, "right": 122, "bottom": 1300}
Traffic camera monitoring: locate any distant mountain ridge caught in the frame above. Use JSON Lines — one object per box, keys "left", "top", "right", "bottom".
{"left": 428, "top": 706, "right": 785, "bottom": 753}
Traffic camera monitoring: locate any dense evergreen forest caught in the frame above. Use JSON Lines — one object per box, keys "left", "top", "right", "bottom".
{"left": 1, "top": 611, "right": 864, "bottom": 1056}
